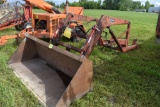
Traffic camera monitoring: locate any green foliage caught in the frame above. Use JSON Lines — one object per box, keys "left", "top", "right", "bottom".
{"left": 150, "top": 4, "right": 155, "bottom": 7}
{"left": 140, "top": 4, "right": 145, "bottom": 9}
{"left": 84, "top": 1, "right": 98, "bottom": 9}
{"left": 102, "top": 0, "right": 120, "bottom": 10}
{"left": 119, "top": 0, "right": 133, "bottom": 11}
{"left": 132, "top": 1, "right": 141, "bottom": 10}
{"left": 145, "top": 1, "right": 150, "bottom": 12}
{"left": 66, "top": 0, "right": 153, "bottom": 11}
{"left": 60, "top": 2, "right": 65, "bottom": 8}
{"left": 70, "top": 1, "right": 80, "bottom": 6}
{"left": 97, "top": 0, "right": 101, "bottom": 9}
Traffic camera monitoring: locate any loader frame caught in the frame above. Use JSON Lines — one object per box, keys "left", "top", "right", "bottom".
{"left": 50, "top": 14, "right": 138, "bottom": 58}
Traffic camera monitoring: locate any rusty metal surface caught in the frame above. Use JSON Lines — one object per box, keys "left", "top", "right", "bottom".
{"left": 81, "top": 15, "right": 138, "bottom": 57}
{"left": 9, "top": 34, "right": 93, "bottom": 107}
{"left": 9, "top": 58, "right": 68, "bottom": 107}
{"left": 72, "top": 14, "right": 97, "bottom": 22}
{"left": 0, "top": 35, "right": 18, "bottom": 45}
{"left": 49, "top": 14, "right": 138, "bottom": 58}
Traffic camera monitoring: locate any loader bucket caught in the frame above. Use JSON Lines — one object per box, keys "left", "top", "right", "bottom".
{"left": 9, "top": 34, "right": 93, "bottom": 107}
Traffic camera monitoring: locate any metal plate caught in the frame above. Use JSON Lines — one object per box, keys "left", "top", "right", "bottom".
{"left": 9, "top": 58, "right": 67, "bottom": 107}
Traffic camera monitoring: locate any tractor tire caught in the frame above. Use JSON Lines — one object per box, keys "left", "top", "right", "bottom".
{"left": 15, "top": 23, "right": 24, "bottom": 31}
{"left": 23, "top": 22, "right": 32, "bottom": 29}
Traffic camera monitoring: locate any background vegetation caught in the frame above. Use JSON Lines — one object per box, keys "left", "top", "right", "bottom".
{"left": 45, "top": 0, "right": 154, "bottom": 11}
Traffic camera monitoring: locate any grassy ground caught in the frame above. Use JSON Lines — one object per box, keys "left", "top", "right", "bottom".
{"left": 0, "top": 9, "right": 160, "bottom": 107}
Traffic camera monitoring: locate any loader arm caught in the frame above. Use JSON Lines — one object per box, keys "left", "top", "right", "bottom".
{"left": 81, "top": 15, "right": 138, "bottom": 58}
{"left": 50, "top": 14, "right": 137, "bottom": 58}
{"left": 25, "top": 0, "right": 61, "bottom": 14}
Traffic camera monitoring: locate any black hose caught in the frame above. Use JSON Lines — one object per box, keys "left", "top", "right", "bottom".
{"left": 52, "top": 7, "right": 61, "bottom": 14}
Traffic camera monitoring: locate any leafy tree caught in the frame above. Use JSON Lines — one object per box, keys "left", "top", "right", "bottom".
{"left": 60, "top": 2, "right": 65, "bottom": 8}
{"left": 83, "top": 1, "right": 98, "bottom": 9}
{"left": 119, "top": 0, "right": 133, "bottom": 11}
{"left": 140, "top": 4, "right": 145, "bottom": 9}
{"left": 150, "top": 4, "right": 154, "bottom": 7}
{"left": 102, "top": 0, "right": 112, "bottom": 9}
{"left": 102, "top": 0, "right": 121, "bottom": 10}
{"left": 79, "top": 0, "right": 87, "bottom": 2}
{"left": 56, "top": 5, "right": 60, "bottom": 8}
{"left": 70, "top": 1, "right": 80, "bottom": 6}
{"left": 145, "top": 0, "right": 150, "bottom": 12}
{"left": 97, "top": 0, "right": 101, "bottom": 9}
{"left": 132, "top": 1, "right": 141, "bottom": 10}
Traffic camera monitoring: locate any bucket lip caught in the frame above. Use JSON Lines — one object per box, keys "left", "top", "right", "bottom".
{"left": 24, "top": 33, "right": 88, "bottom": 62}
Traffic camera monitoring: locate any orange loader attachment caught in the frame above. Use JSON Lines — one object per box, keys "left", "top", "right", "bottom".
{"left": 0, "top": 35, "right": 17, "bottom": 45}
{"left": 25, "top": 0, "right": 61, "bottom": 14}
{"left": 8, "top": 34, "right": 93, "bottom": 107}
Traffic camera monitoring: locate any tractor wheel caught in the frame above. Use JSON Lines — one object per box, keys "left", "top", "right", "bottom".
{"left": 15, "top": 23, "right": 24, "bottom": 31}
{"left": 23, "top": 22, "right": 32, "bottom": 29}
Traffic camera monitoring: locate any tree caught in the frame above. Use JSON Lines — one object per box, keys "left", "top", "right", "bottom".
{"left": 70, "top": 1, "right": 80, "bottom": 6}
{"left": 145, "top": 0, "right": 150, "bottom": 12}
{"left": 83, "top": 1, "right": 98, "bottom": 9}
{"left": 102, "top": 0, "right": 120, "bottom": 10}
{"left": 132, "top": 1, "right": 141, "bottom": 10}
{"left": 150, "top": 4, "right": 154, "bottom": 7}
{"left": 119, "top": 0, "right": 133, "bottom": 11}
{"left": 97, "top": 0, "right": 101, "bottom": 9}
{"left": 140, "top": 4, "right": 145, "bottom": 9}
{"left": 102, "top": 0, "right": 112, "bottom": 9}
{"left": 60, "top": 2, "right": 65, "bottom": 8}
{"left": 79, "top": 0, "right": 87, "bottom": 2}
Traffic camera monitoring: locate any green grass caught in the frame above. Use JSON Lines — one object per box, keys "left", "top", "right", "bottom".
{"left": 1, "top": 9, "right": 160, "bottom": 107}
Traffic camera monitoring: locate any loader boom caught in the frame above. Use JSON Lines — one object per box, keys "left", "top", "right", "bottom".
{"left": 25, "top": 0, "right": 61, "bottom": 14}
{"left": 50, "top": 14, "right": 138, "bottom": 58}
{"left": 82, "top": 15, "right": 137, "bottom": 58}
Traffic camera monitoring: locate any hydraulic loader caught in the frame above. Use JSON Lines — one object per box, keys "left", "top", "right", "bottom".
{"left": 50, "top": 14, "right": 138, "bottom": 58}
{"left": 8, "top": 14, "right": 138, "bottom": 107}
{"left": 9, "top": 34, "right": 93, "bottom": 107}
{"left": 4, "top": 1, "right": 92, "bottom": 107}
